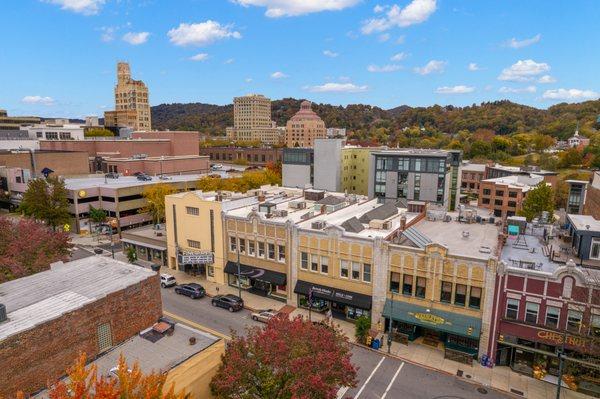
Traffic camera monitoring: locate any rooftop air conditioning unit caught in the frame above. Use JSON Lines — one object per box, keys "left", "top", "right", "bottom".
{"left": 274, "top": 210, "right": 288, "bottom": 217}
{"left": 369, "top": 219, "right": 386, "bottom": 229}
{"left": 311, "top": 221, "right": 326, "bottom": 230}
{"left": 289, "top": 200, "right": 306, "bottom": 210}
{"left": 300, "top": 211, "right": 314, "bottom": 220}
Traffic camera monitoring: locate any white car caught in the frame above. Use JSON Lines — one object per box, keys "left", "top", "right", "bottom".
{"left": 160, "top": 274, "right": 177, "bottom": 288}
{"left": 211, "top": 164, "right": 223, "bottom": 170}
{"left": 251, "top": 310, "right": 278, "bottom": 323}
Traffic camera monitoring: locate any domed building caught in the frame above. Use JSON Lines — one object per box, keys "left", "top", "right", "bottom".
{"left": 285, "top": 100, "right": 326, "bottom": 147}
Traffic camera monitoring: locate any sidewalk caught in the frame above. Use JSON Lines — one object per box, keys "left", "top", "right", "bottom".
{"left": 110, "top": 255, "right": 590, "bottom": 399}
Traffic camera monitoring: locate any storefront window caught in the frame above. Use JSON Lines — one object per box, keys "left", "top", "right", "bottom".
{"left": 258, "top": 242, "right": 265, "bottom": 258}
{"left": 207, "top": 265, "right": 214, "bottom": 277}
{"left": 351, "top": 262, "right": 361, "bottom": 280}
{"left": 268, "top": 243, "right": 275, "bottom": 260}
{"left": 340, "top": 260, "right": 349, "bottom": 278}
{"left": 320, "top": 256, "right": 329, "bottom": 274}
{"left": 545, "top": 306, "right": 560, "bottom": 328}
{"left": 506, "top": 299, "right": 519, "bottom": 319}
{"left": 567, "top": 310, "right": 582, "bottom": 332}
{"left": 347, "top": 306, "right": 370, "bottom": 320}
{"left": 300, "top": 252, "right": 308, "bottom": 269}
{"left": 278, "top": 245, "right": 285, "bottom": 262}
{"left": 469, "top": 287, "right": 481, "bottom": 309}
{"left": 239, "top": 238, "right": 246, "bottom": 254}
{"left": 591, "top": 315, "right": 600, "bottom": 337}
{"left": 229, "top": 236, "right": 237, "bottom": 252}
{"left": 440, "top": 281, "right": 452, "bottom": 303}
{"left": 311, "top": 254, "right": 319, "bottom": 272}
{"left": 402, "top": 275, "right": 413, "bottom": 295}
{"left": 416, "top": 277, "right": 426, "bottom": 298}
{"left": 525, "top": 302, "right": 539, "bottom": 324}
{"left": 454, "top": 284, "right": 466, "bottom": 306}
{"left": 390, "top": 272, "right": 400, "bottom": 293}
{"left": 363, "top": 263, "right": 371, "bottom": 283}
{"left": 248, "top": 241, "right": 255, "bottom": 256}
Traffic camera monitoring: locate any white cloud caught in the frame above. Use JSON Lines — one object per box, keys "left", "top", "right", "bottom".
{"left": 498, "top": 86, "right": 537, "bottom": 94}
{"left": 21, "top": 95, "right": 55, "bottom": 105}
{"left": 367, "top": 64, "right": 401, "bottom": 73}
{"left": 435, "top": 85, "right": 475, "bottom": 94}
{"left": 224, "top": 58, "right": 235, "bottom": 64}
{"left": 538, "top": 75, "right": 556, "bottom": 84}
{"left": 498, "top": 59, "right": 550, "bottom": 82}
{"left": 305, "top": 82, "right": 368, "bottom": 93}
{"left": 378, "top": 33, "right": 391, "bottom": 42}
{"left": 271, "top": 71, "right": 288, "bottom": 79}
{"left": 189, "top": 53, "right": 209, "bottom": 61}
{"left": 99, "top": 26, "right": 117, "bottom": 42}
{"left": 468, "top": 62, "right": 480, "bottom": 71}
{"left": 396, "top": 35, "right": 406, "bottom": 44}
{"left": 233, "top": 0, "right": 359, "bottom": 17}
{"left": 338, "top": 76, "right": 351, "bottom": 82}
{"left": 245, "top": 78, "right": 253, "bottom": 83}
{"left": 505, "top": 33, "right": 541, "bottom": 49}
{"left": 43, "top": 0, "right": 105, "bottom": 15}
{"left": 361, "top": 0, "right": 437, "bottom": 34}
{"left": 374, "top": 4, "right": 387, "bottom": 13}
{"left": 323, "top": 50, "right": 339, "bottom": 58}
{"left": 168, "top": 21, "right": 241, "bottom": 46}
{"left": 542, "top": 88, "right": 599, "bottom": 101}
{"left": 390, "top": 52, "right": 407, "bottom": 61}
{"left": 414, "top": 60, "right": 446, "bottom": 75}
{"left": 122, "top": 32, "right": 149, "bottom": 45}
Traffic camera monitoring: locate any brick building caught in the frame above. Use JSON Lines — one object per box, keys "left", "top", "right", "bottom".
{"left": 584, "top": 171, "right": 600, "bottom": 220}
{"left": 0, "top": 257, "right": 161, "bottom": 397}
{"left": 478, "top": 174, "right": 544, "bottom": 219}
{"left": 0, "top": 149, "right": 89, "bottom": 177}
{"left": 199, "top": 146, "right": 282, "bottom": 166}
{"left": 460, "top": 162, "right": 486, "bottom": 195}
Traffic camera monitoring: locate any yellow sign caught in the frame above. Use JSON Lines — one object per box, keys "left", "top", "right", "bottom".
{"left": 537, "top": 330, "right": 590, "bottom": 349}
{"left": 63, "top": 224, "right": 70, "bottom": 232}
{"left": 78, "top": 190, "right": 87, "bottom": 198}
{"left": 414, "top": 312, "right": 445, "bottom": 325}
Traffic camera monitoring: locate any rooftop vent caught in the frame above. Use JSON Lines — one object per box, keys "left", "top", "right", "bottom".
{"left": 0, "top": 304, "right": 6, "bottom": 323}
{"left": 311, "top": 221, "right": 326, "bottom": 230}
{"left": 289, "top": 200, "right": 306, "bottom": 210}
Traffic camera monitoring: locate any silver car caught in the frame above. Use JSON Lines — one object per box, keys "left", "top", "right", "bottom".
{"left": 160, "top": 274, "right": 177, "bottom": 288}
{"left": 251, "top": 310, "right": 278, "bottom": 323}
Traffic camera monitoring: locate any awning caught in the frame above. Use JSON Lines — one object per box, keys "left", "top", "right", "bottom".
{"left": 382, "top": 299, "right": 481, "bottom": 339}
{"left": 121, "top": 238, "right": 166, "bottom": 251}
{"left": 294, "top": 280, "right": 372, "bottom": 310}
{"left": 224, "top": 261, "right": 286, "bottom": 286}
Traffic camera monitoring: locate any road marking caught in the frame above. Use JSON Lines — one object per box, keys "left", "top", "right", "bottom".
{"left": 162, "top": 310, "right": 230, "bottom": 340}
{"left": 336, "top": 386, "right": 349, "bottom": 399}
{"left": 381, "top": 362, "right": 404, "bottom": 399}
{"left": 354, "top": 356, "right": 385, "bottom": 399}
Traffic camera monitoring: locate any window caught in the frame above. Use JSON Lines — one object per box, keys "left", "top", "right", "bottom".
{"left": 591, "top": 315, "right": 600, "bottom": 337}
{"left": 258, "top": 242, "right": 265, "bottom": 258}
{"left": 340, "top": 260, "right": 349, "bottom": 278}
{"left": 390, "top": 272, "right": 400, "bottom": 293}
{"left": 545, "top": 306, "right": 560, "bottom": 328}
{"left": 440, "top": 281, "right": 452, "bottom": 303}
{"left": 402, "top": 275, "right": 413, "bottom": 295}
{"left": 300, "top": 252, "right": 308, "bottom": 269}
{"left": 495, "top": 190, "right": 504, "bottom": 197}
{"left": 239, "top": 238, "right": 246, "bottom": 254}
{"left": 525, "top": 302, "right": 539, "bottom": 324}
{"left": 454, "top": 284, "right": 467, "bottom": 306}
{"left": 185, "top": 206, "right": 199, "bottom": 215}
{"left": 482, "top": 198, "right": 490, "bottom": 204}
{"left": 229, "top": 236, "right": 237, "bottom": 252}
{"left": 416, "top": 277, "right": 426, "bottom": 298}
{"left": 351, "top": 262, "right": 361, "bottom": 280}
{"left": 591, "top": 238, "right": 600, "bottom": 260}
{"left": 248, "top": 241, "right": 255, "bottom": 256}
{"left": 494, "top": 199, "right": 503, "bottom": 206}
{"left": 311, "top": 254, "right": 319, "bottom": 272}
{"left": 321, "top": 256, "right": 329, "bottom": 274}
{"left": 267, "top": 243, "right": 275, "bottom": 260}
{"left": 278, "top": 245, "right": 285, "bottom": 262}
{"left": 207, "top": 265, "right": 214, "bottom": 277}
{"left": 508, "top": 201, "right": 517, "bottom": 208}
{"left": 509, "top": 191, "right": 518, "bottom": 198}
{"left": 469, "top": 287, "right": 481, "bottom": 309}
{"left": 483, "top": 189, "right": 491, "bottom": 196}
{"left": 363, "top": 264, "right": 371, "bottom": 282}
{"left": 97, "top": 323, "right": 112, "bottom": 352}
{"left": 187, "top": 239, "right": 200, "bottom": 249}
{"left": 506, "top": 299, "right": 519, "bottom": 320}
{"left": 567, "top": 310, "right": 583, "bottom": 332}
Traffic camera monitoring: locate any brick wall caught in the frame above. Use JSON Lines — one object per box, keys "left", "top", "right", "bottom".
{"left": 0, "top": 274, "right": 162, "bottom": 397}
{"left": 584, "top": 185, "right": 600, "bottom": 220}
{"left": 0, "top": 151, "right": 90, "bottom": 176}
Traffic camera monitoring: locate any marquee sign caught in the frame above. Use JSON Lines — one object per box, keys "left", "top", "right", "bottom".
{"left": 178, "top": 250, "right": 214, "bottom": 265}
{"left": 414, "top": 312, "right": 446, "bottom": 325}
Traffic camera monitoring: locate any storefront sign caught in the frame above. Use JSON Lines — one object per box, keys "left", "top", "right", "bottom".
{"left": 178, "top": 251, "right": 214, "bottom": 265}
{"left": 414, "top": 312, "right": 445, "bottom": 325}
{"left": 537, "top": 330, "right": 591, "bottom": 349}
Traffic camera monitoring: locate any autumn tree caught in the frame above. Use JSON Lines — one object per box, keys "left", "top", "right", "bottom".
{"left": 140, "top": 183, "right": 176, "bottom": 224}
{"left": 42, "top": 353, "right": 185, "bottom": 399}
{"left": 210, "top": 315, "right": 357, "bottom": 399}
{"left": 0, "top": 217, "right": 72, "bottom": 282}
{"left": 519, "top": 182, "right": 555, "bottom": 222}
{"left": 89, "top": 206, "right": 107, "bottom": 237}
{"left": 19, "top": 176, "right": 71, "bottom": 230}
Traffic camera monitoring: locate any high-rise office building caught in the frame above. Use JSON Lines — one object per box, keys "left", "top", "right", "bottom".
{"left": 226, "top": 94, "right": 281, "bottom": 144}
{"left": 104, "top": 62, "right": 151, "bottom": 131}
{"left": 285, "top": 101, "right": 326, "bottom": 147}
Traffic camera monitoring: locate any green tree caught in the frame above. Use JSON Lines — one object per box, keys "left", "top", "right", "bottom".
{"left": 126, "top": 246, "right": 137, "bottom": 263}
{"left": 559, "top": 148, "right": 583, "bottom": 168}
{"left": 19, "top": 177, "right": 70, "bottom": 230}
{"left": 140, "top": 183, "right": 176, "bottom": 224}
{"left": 518, "top": 182, "right": 555, "bottom": 222}
{"left": 84, "top": 128, "right": 114, "bottom": 137}
{"left": 88, "top": 206, "right": 107, "bottom": 237}
{"left": 354, "top": 316, "right": 371, "bottom": 344}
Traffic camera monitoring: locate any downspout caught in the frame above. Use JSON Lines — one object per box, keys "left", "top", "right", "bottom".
{"left": 29, "top": 149, "right": 37, "bottom": 178}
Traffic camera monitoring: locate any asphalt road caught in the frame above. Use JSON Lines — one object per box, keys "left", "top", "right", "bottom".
{"left": 160, "top": 286, "right": 509, "bottom": 399}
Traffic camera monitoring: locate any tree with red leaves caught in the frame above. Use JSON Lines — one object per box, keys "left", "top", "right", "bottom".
{"left": 0, "top": 216, "right": 72, "bottom": 282}
{"left": 210, "top": 315, "right": 357, "bottom": 399}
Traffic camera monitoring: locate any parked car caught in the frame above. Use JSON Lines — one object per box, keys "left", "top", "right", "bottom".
{"left": 105, "top": 172, "right": 119, "bottom": 179}
{"left": 211, "top": 294, "right": 244, "bottom": 312}
{"left": 136, "top": 173, "right": 152, "bottom": 181}
{"left": 160, "top": 274, "right": 176, "bottom": 288}
{"left": 211, "top": 164, "right": 223, "bottom": 170}
{"left": 174, "top": 283, "right": 206, "bottom": 299}
{"left": 251, "top": 309, "right": 277, "bottom": 323}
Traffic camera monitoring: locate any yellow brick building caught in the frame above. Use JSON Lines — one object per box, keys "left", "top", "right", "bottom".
{"left": 341, "top": 146, "right": 386, "bottom": 195}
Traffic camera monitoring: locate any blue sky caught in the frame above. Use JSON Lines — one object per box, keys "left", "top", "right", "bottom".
{"left": 1, "top": 0, "right": 599, "bottom": 118}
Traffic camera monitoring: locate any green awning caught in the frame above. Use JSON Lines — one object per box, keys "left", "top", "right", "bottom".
{"left": 382, "top": 299, "right": 481, "bottom": 339}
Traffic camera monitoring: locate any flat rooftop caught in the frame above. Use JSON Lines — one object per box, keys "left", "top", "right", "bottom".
{"left": 372, "top": 148, "right": 450, "bottom": 157}
{"left": 482, "top": 174, "right": 544, "bottom": 191}
{"left": 121, "top": 224, "right": 167, "bottom": 247}
{"left": 64, "top": 173, "right": 207, "bottom": 190}
{"left": 461, "top": 162, "right": 487, "bottom": 172}
{"left": 0, "top": 257, "right": 155, "bottom": 341}
{"left": 567, "top": 214, "right": 600, "bottom": 232}
{"left": 107, "top": 155, "right": 209, "bottom": 162}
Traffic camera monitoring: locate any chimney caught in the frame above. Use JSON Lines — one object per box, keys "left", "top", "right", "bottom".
{"left": 400, "top": 215, "right": 407, "bottom": 230}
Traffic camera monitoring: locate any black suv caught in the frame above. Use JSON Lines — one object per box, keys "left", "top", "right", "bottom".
{"left": 211, "top": 294, "right": 244, "bottom": 312}
{"left": 136, "top": 173, "right": 152, "bottom": 181}
{"left": 174, "top": 283, "right": 206, "bottom": 299}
